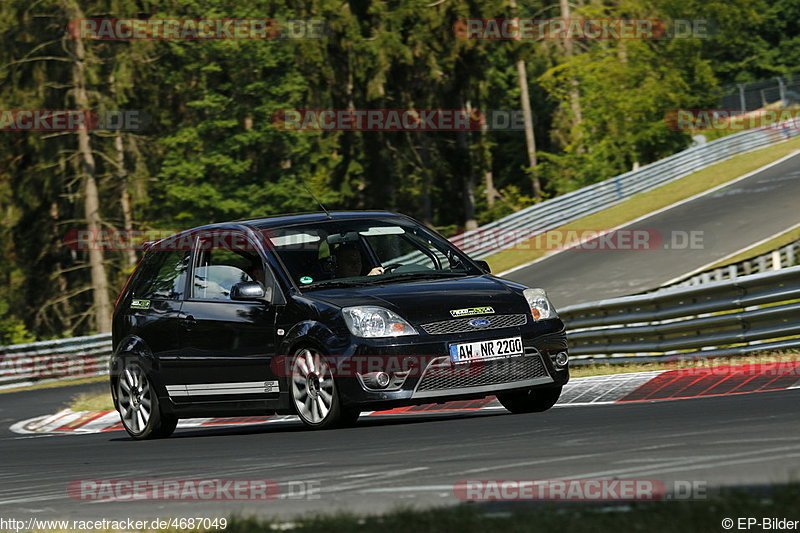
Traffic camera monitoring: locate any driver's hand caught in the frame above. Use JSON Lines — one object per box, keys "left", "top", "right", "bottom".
{"left": 368, "top": 266, "right": 385, "bottom": 276}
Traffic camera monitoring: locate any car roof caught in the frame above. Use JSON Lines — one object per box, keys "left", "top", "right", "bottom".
{"left": 243, "top": 210, "right": 405, "bottom": 230}
{"left": 144, "top": 211, "right": 407, "bottom": 249}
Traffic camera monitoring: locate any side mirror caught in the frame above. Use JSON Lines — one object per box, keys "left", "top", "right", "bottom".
{"left": 230, "top": 281, "right": 268, "bottom": 301}
{"left": 475, "top": 260, "right": 491, "bottom": 274}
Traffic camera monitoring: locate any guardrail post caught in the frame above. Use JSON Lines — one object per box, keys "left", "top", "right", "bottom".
{"left": 772, "top": 250, "right": 783, "bottom": 270}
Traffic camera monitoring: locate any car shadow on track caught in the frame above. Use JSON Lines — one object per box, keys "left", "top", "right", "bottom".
{"left": 106, "top": 409, "right": 509, "bottom": 441}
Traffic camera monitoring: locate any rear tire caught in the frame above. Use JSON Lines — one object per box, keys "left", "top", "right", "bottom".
{"left": 497, "top": 386, "right": 562, "bottom": 414}
{"left": 115, "top": 360, "right": 177, "bottom": 439}
{"left": 152, "top": 413, "right": 179, "bottom": 438}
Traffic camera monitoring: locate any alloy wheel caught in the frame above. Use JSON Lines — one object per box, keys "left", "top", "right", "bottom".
{"left": 290, "top": 348, "right": 335, "bottom": 424}
{"left": 117, "top": 363, "right": 153, "bottom": 435}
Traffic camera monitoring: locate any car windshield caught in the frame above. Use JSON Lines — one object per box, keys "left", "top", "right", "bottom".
{"left": 265, "top": 218, "right": 481, "bottom": 289}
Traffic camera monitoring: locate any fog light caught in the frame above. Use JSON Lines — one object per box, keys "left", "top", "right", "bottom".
{"left": 375, "top": 372, "right": 390, "bottom": 388}
{"left": 358, "top": 371, "right": 393, "bottom": 389}
{"left": 554, "top": 352, "right": 569, "bottom": 367}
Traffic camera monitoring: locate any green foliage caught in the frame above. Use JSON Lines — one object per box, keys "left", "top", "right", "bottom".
{"left": 476, "top": 185, "right": 539, "bottom": 226}
{"left": 0, "top": 299, "right": 34, "bottom": 345}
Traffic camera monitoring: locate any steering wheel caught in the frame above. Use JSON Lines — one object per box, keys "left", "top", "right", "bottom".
{"left": 381, "top": 263, "right": 403, "bottom": 273}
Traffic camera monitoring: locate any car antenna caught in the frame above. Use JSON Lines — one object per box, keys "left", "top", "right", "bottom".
{"left": 300, "top": 180, "right": 333, "bottom": 219}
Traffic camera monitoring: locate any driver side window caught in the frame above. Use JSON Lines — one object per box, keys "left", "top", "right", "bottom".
{"left": 192, "top": 236, "right": 265, "bottom": 300}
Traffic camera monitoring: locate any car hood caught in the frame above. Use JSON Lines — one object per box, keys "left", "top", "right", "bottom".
{"left": 303, "top": 275, "right": 531, "bottom": 324}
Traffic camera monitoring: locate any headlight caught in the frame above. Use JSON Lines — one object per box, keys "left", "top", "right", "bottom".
{"left": 523, "top": 288, "right": 556, "bottom": 320}
{"left": 342, "top": 306, "right": 418, "bottom": 338}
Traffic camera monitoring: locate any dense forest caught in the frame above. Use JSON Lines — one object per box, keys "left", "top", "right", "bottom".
{"left": 1, "top": 0, "right": 798, "bottom": 342}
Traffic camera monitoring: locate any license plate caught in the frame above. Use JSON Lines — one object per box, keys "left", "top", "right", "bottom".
{"left": 449, "top": 336, "right": 524, "bottom": 363}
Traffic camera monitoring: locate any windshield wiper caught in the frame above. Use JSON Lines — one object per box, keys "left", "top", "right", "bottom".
{"left": 302, "top": 280, "right": 372, "bottom": 290}
{"left": 303, "top": 271, "right": 470, "bottom": 290}
{"left": 374, "top": 271, "right": 471, "bottom": 282}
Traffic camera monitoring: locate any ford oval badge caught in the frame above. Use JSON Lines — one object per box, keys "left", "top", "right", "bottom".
{"left": 469, "top": 318, "right": 491, "bottom": 328}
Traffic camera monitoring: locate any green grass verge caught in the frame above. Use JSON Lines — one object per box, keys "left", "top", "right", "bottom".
{"left": 487, "top": 136, "right": 800, "bottom": 274}
{"left": 0, "top": 375, "right": 107, "bottom": 395}
{"left": 66, "top": 384, "right": 114, "bottom": 411}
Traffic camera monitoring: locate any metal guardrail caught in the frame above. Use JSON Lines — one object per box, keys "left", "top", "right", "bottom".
{"left": 663, "top": 237, "right": 800, "bottom": 289}
{"left": 560, "top": 266, "right": 800, "bottom": 364}
{"left": 450, "top": 124, "right": 800, "bottom": 260}
{"left": 0, "top": 333, "right": 111, "bottom": 385}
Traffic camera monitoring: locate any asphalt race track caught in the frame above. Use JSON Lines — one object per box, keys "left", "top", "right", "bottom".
{"left": 507, "top": 151, "right": 800, "bottom": 307}
{"left": 1, "top": 386, "right": 798, "bottom": 519}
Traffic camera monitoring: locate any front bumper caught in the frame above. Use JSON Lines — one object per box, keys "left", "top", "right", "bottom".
{"left": 334, "top": 321, "right": 569, "bottom": 409}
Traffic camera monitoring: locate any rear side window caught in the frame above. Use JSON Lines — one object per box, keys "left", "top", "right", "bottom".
{"left": 129, "top": 250, "right": 190, "bottom": 300}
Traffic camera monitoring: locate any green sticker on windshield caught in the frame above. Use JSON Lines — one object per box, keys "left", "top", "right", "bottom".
{"left": 299, "top": 276, "right": 313, "bottom": 285}
{"left": 130, "top": 299, "right": 150, "bottom": 310}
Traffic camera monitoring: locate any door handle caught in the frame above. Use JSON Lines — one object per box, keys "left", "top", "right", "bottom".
{"left": 181, "top": 314, "right": 196, "bottom": 330}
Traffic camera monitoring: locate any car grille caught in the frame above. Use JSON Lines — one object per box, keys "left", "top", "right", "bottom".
{"left": 415, "top": 350, "right": 548, "bottom": 392}
{"left": 420, "top": 314, "right": 528, "bottom": 335}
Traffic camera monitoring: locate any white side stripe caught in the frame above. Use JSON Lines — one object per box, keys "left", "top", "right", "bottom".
{"left": 166, "top": 381, "right": 279, "bottom": 398}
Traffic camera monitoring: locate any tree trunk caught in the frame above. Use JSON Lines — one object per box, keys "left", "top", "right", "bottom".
{"left": 67, "top": 0, "right": 112, "bottom": 332}
{"left": 484, "top": 170, "right": 496, "bottom": 207}
{"left": 560, "top": 0, "right": 583, "bottom": 134}
{"left": 509, "top": 0, "right": 541, "bottom": 200}
{"left": 108, "top": 72, "right": 137, "bottom": 268}
{"left": 516, "top": 59, "right": 541, "bottom": 200}
{"left": 418, "top": 133, "right": 433, "bottom": 225}
{"left": 459, "top": 100, "right": 477, "bottom": 230}
{"left": 50, "top": 202, "right": 74, "bottom": 335}
{"left": 115, "top": 132, "right": 138, "bottom": 269}
{"left": 479, "top": 104, "right": 498, "bottom": 207}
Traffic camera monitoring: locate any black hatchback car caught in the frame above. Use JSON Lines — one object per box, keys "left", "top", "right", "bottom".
{"left": 110, "top": 211, "right": 569, "bottom": 439}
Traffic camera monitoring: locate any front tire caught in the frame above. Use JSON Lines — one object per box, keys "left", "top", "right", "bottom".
{"left": 290, "top": 348, "right": 355, "bottom": 429}
{"left": 337, "top": 407, "right": 361, "bottom": 427}
{"left": 115, "top": 360, "right": 177, "bottom": 439}
{"left": 497, "top": 386, "right": 562, "bottom": 414}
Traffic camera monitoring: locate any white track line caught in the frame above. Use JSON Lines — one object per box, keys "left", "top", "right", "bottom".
{"left": 659, "top": 220, "right": 800, "bottom": 286}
